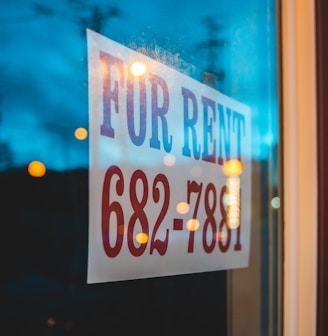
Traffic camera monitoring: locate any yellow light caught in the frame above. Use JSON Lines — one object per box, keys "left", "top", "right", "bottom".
{"left": 74, "top": 127, "right": 88, "bottom": 140}
{"left": 28, "top": 161, "right": 46, "bottom": 177}
{"left": 136, "top": 232, "right": 148, "bottom": 244}
{"left": 130, "top": 62, "right": 146, "bottom": 76}
{"left": 186, "top": 218, "right": 200, "bottom": 232}
{"left": 176, "top": 202, "right": 190, "bottom": 214}
{"left": 223, "top": 160, "right": 243, "bottom": 177}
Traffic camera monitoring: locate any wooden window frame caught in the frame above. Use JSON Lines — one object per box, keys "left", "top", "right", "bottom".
{"left": 282, "top": 0, "right": 318, "bottom": 335}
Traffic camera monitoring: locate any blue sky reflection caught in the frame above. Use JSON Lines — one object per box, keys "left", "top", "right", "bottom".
{"left": 0, "top": 0, "right": 278, "bottom": 171}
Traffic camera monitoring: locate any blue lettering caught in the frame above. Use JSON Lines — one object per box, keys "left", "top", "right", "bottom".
{"left": 201, "top": 97, "right": 216, "bottom": 163}
{"left": 99, "top": 51, "right": 124, "bottom": 138}
{"left": 181, "top": 87, "right": 201, "bottom": 159}
{"left": 218, "top": 104, "right": 231, "bottom": 165}
{"left": 149, "top": 74, "right": 172, "bottom": 152}
{"left": 127, "top": 74, "right": 147, "bottom": 146}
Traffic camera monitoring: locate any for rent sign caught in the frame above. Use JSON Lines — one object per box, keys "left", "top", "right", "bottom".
{"left": 87, "top": 29, "right": 252, "bottom": 284}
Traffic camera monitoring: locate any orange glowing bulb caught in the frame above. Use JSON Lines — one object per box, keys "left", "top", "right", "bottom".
{"left": 186, "top": 219, "right": 200, "bottom": 232}
{"left": 130, "top": 62, "right": 146, "bottom": 76}
{"left": 28, "top": 161, "right": 46, "bottom": 177}
{"left": 223, "top": 160, "right": 243, "bottom": 176}
{"left": 136, "top": 233, "right": 148, "bottom": 244}
{"left": 74, "top": 127, "right": 88, "bottom": 140}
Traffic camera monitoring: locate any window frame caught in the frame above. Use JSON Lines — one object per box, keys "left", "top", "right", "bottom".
{"left": 282, "top": 0, "right": 317, "bottom": 335}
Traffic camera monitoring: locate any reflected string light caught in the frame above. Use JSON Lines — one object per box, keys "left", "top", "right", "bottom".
{"left": 176, "top": 201, "right": 189, "bottom": 214}
{"left": 74, "top": 127, "right": 88, "bottom": 140}
{"left": 186, "top": 218, "right": 200, "bottom": 232}
{"left": 226, "top": 176, "right": 241, "bottom": 229}
{"left": 130, "top": 61, "right": 147, "bottom": 76}
{"left": 136, "top": 232, "right": 148, "bottom": 244}
{"left": 223, "top": 160, "right": 243, "bottom": 229}
{"left": 28, "top": 161, "right": 46, "bottom": 177}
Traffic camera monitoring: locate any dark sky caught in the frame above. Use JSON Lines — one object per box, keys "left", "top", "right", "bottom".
{"left": 0, "top": 0, "right": 278, "bottom": 171}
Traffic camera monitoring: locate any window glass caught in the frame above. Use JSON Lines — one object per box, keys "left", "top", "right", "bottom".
{"left": 0, "top": 0, "right": 281, "bottom": 335}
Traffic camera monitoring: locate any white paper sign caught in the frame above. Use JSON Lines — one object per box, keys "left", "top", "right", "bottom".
{"left": 87, "top": 29, "right": 252, "bottom": 284}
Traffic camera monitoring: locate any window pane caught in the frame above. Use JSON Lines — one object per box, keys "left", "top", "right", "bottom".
{"left": 0, "top": 0, "right": 281, "bottom": 335}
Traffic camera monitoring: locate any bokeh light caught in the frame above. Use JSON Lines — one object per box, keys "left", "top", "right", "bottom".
{"left": 28, "top": 161, "right": 46, "bottom": 177}
{"left": 186, "top": 218, "right": 200, "bottom": 231}
{"left": 74, "top": 127, "right": 88, "bottom": 140}
{"left": 136, "top": 232, "right": 148, "bottom": 244}
{"left": 223, "top": 160, "right": 243, "bottom": 176}
{"left": 130, "top": 61, "right": 146, "bottom": 76}
{"left": 176, "top": 201, "right": 190, "bottom": 214}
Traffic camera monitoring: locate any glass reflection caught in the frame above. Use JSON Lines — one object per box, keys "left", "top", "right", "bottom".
{"left": 222, "top": 159, "right": 243, "bottom": 177}
{"left": 223, "top": 160, "right": 243, "bottom": 229}
{"left": 0, "top": 0, "right": 278, "bottom": 172}
{"left": 0, "top": 0, "right": 280, "bottom": 335}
